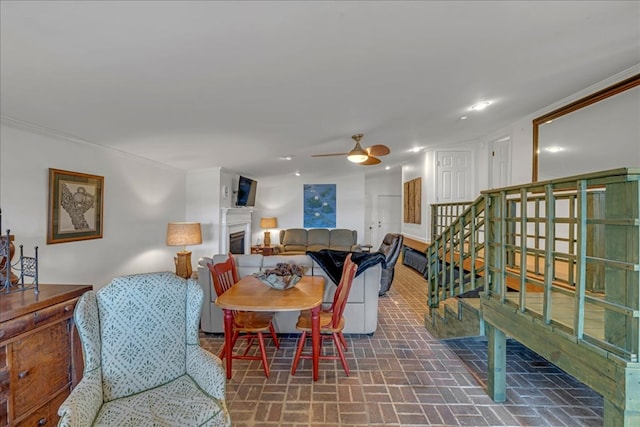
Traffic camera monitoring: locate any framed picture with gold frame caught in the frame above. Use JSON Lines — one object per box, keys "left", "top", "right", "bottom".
{"left": 47, "top": 168, "right": 104, "bottom": 244}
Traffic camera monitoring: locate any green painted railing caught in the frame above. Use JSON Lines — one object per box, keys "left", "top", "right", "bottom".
{"left": 427, "top": 168, "right": 640, "bottom": 362}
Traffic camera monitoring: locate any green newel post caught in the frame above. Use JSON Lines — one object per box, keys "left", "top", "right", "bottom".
{"left": 486, "top": 323, "right": 507, "bottom": 403}
{"left": 604, "top": 180, "right": 640, "bottom": 426}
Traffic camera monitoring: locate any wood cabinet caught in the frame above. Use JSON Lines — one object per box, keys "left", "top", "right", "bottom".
{"left": 0, "top": 284, "right": 92, "bottom": 427}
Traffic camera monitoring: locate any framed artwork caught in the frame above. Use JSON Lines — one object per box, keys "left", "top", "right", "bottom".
{"left": 47, "top": 168, "right": 104, "bottom": 244}
{"left": 303, "top": 184, "right": 336, "bottom": 228}
{"left": 403, "top": 177, "right": 421, "bottom": 224}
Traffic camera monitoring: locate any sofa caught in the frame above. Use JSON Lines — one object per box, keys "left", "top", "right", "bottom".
{"left": 197, "top": 253, "right": 381, "bottom": 335}
{"left": 276, "top": 228, "right": 361, "bottom": 255}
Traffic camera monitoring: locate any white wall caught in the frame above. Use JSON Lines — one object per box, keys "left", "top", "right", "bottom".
{"left": 0, "top": 121, "right": 186, "bottom": 290}
{"left": 186, "top": 167, "right": 222, "bottom": 265}
{"left": 251, "top": 172, "right": 366, "bottom": 247}
{"left": 400, "top": 65, "right": 640, "bottom": 245}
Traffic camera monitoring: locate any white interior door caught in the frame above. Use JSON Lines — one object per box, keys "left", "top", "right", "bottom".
{"left": 374, "top": 195, "right": 401, "bottom": 248}
{"left": 490, "top": 136, "right": 511, "bottom": 189}
{"left": 436, "top": 150, "right": 473, "bottom": 202}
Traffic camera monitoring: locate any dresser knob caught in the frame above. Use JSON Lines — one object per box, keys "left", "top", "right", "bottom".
{"left": 64, "top": 305, "right": 72, "bottom": 312}
{"left": 0, "top": 329, "right": 5, "bottom": 338}
{"left": 18, "top": 370, "right": 29, "bottom": 379}
{"left": 38, "top": 417, "right": 48, "bottom": 426}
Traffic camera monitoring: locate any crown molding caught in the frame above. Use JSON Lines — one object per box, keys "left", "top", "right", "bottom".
{"left": 0, "top": 115, "right": 181, "bottom": 171}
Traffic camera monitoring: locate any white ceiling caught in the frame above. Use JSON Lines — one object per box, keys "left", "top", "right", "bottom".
{"left": 1, "top": 1, "right": 639, "bottom": 179}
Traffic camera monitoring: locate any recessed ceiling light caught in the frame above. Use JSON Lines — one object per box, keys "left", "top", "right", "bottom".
{"left": 469, "top": 101, "right": 492, "bottom": 111}
{"left": 410, "top": 147, "right": 422, "bottom": 153}
{"left": 385, "top": 166, "right": 391, "bottom": 170}
{"left": 281, "top": 155, "right": 295, "bottom": 160}
{"left": 294, "top": 171, "right": 301, "bottom": 176}
{"left": 545, "top": 146, "right": 563, "bottom": 153}
{"left": 460, "top": 116, "right": 468, "bottom": 120}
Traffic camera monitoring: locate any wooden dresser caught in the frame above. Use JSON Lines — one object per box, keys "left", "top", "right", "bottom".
{"left": 0, "top": 284, "right": 92, "bottom": 427}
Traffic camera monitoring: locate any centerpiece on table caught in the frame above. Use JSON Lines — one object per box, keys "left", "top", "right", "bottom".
{"left": 254, "top": 263, "right": 307, "bottom": 290}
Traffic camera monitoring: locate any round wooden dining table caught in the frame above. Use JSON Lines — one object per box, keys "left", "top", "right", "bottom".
{"left": 215, "top": 275, "right": 325, "bottom": 380}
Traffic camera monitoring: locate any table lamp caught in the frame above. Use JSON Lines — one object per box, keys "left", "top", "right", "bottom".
{"left": 260, "top": 217, "right": 277, "bottom": 247}
{"left": 166, "top": 222, "right": 202, "bottom": 279}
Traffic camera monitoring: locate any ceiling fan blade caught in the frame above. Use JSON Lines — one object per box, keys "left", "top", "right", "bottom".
{"left": 366, "top": 144, "right": 390, "bottom": 157}
{"left": 311, "top": 152, "right": 349, "bottom": 157}
{"left": 358, "top": 156, "right": 381, "bottom": 166}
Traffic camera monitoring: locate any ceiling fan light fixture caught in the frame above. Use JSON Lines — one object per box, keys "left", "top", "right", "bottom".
{"left": 347, "top": 142, "right": 368, "bottom": 163}
{"left": 348, "top": 153, "right": 368, "bottom": 163}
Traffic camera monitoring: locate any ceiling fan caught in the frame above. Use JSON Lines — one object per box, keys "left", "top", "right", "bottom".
{"left": 312, "top": 134, "right": 391, "bottom": 165}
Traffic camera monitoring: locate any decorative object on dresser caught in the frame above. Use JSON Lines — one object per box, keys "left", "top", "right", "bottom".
{"left": 47, "top": 168, "right": 104, "bottom": 244}
{"left": 166, "top": 222, "right": 202, "bottom": 279}
{"left": 0, "top": 209, "right": 39, "bottom": 294}
{"left": 0, "top": 283, "right": 92, "bottom": 427}
{"left": 260, "top": 217, "right": 277, "bottom": 247}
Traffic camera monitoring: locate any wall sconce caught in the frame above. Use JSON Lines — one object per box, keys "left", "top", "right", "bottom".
{"left": 166, "top": 222, "right": 202, "bottom": 279}
{"left": 260, "top": 217, "right": 277, "bottom": 247}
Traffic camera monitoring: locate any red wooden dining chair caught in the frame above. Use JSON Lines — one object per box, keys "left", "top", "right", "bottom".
{"left": 208, "top": 254, "right": 280, "bottom": 378}
{"left": 291, "top": 253, "right": 358, "bottom": 376}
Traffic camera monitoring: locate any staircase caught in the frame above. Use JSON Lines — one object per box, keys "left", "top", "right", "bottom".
{"left": 426, "top": 295, "right": 484, "bottom": 339}
{"left": 423, "top": 168, "right": 640, "bottom": 426}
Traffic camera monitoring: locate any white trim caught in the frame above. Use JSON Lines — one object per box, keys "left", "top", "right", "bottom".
{"left": 220, "top": 207, "right": 253, "bottom": 254}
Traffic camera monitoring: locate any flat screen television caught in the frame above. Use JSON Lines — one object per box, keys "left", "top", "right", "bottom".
{"left": 236, "top": 176, "right": 257, "bottom": 207}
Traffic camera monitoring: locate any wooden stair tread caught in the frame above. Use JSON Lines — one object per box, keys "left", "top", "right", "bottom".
{"left": 436, "top": 250, "right": 544, "bottom": 293}
{"left": 458, "top": 297, "right": 481, "bottom": 309}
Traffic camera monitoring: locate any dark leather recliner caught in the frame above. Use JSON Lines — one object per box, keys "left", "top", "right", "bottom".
{"left": 377, "top": 233, "right": 404, "bottom": 296}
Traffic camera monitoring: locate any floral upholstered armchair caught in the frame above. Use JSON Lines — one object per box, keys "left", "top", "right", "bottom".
{"left": 58, "top": 272, "right": 231, "bottom": 426}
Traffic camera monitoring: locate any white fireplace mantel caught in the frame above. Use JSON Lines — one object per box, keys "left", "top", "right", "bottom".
{"left": 220, "top": 207, "right": 253, "bottom": 254}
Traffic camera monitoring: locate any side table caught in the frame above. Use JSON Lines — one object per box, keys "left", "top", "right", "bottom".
{"left": 251, "top": 245, "right": 277, "bottom": 256}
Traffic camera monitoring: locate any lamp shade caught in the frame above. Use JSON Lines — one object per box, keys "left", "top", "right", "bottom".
{"left": 166, "top": 222, "right": 202, "bottom": 246}
{"left": 260, "top": 217, "right": 277, "bottom": 229}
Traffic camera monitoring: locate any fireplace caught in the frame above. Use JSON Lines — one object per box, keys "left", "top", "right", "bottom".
{"left": 220, "top": 207, "right": 253, "bottom": 254}
{"left": 229, "top": 231, "right": 245, "bottom": 255}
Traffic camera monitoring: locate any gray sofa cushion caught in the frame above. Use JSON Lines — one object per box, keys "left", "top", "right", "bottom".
{"left": 307, "top": 228, "right": 330, "bottom": 252}
{"left": 329, "top": 229, "right": 357, "bottom": 251}
{"left": 281, "top": 228, "right": 308, "bottom": 253}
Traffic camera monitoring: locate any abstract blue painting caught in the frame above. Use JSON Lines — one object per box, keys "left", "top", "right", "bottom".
{"left": 303, "top": 184, "right": 336, "bottom": 228}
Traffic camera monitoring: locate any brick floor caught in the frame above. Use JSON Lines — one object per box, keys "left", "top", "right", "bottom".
{"left": 200, "top": 263, "right": 603, "bottom": 426}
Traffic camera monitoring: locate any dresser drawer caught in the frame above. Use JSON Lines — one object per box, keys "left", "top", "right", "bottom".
{"left": 0, "top": 396, "right": 6, "bottom": 427}
{"left": 11, "top": 321, "right": 71, "bottom": 418}
{"left": 0, "top": 298, "right": 78, "bottom": 343}
{"left": 15, "top": 388, "right": 68, "bottom": 427}
{"left": 0, "top": 346, "right": 7, "bottom": 427}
